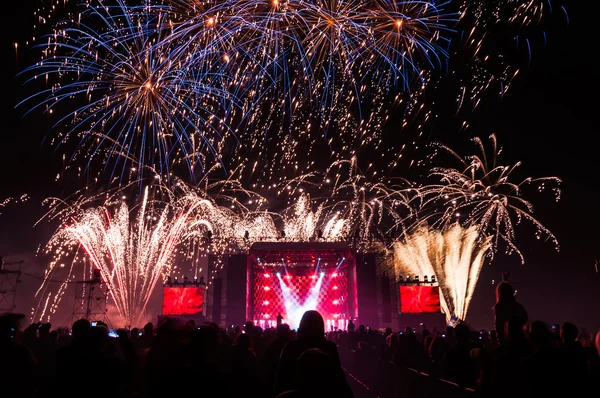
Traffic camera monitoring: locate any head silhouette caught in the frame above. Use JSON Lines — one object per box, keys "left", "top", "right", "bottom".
{"left": 529, "top": 321, "right": 551, "bottom": 349}
{"left": 277, "top": 323, "right": 291, "bottom": 339}
{"left": 560, "top": 322, "right": 578, "bottom": 343}
{"left": 234, "top": 332, "right": 251, "bottom": 350}
{"left": 71, "top": 318, "right": 91, "bottom": 339}
{"left": 143, "top": 322, "right": 153, "bottom": 334}
{"left": 496, "top": 281, "right": 516, "bottom": 303}
{"left": 298, "top": 310, "right": 325, "bottom": 340}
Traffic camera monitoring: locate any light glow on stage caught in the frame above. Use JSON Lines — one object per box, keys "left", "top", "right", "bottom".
{"left": 277, "top": 272, "right": 324, "bottom": 329}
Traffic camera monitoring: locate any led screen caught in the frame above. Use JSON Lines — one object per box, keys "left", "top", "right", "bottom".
{"left": 162, "top": 287, "right": 205, "bottom": 315}
{"left": 252, "top": 267, "right": 350, "bottom": 330}
{"left": 399, "top": 285, "right": 441, "bottom": 313}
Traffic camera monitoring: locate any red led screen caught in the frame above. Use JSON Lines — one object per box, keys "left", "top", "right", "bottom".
{"left": 252, "top": 267, "right": 350, "bottom": 331}
{"left": 399, "top": 286, "right": 441, "bottom": 313}
{"left": 162, "top": 287, "right": 205, "bottom": 315}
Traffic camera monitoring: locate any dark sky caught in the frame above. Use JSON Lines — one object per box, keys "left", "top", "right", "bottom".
{"left": 1, "top": 2, "right": 598, "bottom": 331}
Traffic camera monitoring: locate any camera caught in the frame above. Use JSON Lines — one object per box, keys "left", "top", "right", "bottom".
{"left": 91, "top": 321, "right": 97, "bottom": 327}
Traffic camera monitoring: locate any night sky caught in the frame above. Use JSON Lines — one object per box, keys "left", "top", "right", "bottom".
{"left": 1, "top": 2, "right": 598, "bottom": 332}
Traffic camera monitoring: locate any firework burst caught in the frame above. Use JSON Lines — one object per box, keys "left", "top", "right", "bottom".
{"left": 20, "top": 1, "right": 238, "bottom": 180}
{"left": 419, "top": 134, "right": 561, "bottom": 263}
{"left": 22, "top": 0, "right": 456, "bottom": 182}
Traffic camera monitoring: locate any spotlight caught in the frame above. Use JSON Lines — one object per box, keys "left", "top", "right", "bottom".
{"left": 167, "top": 276, "right": 172, "bottom": 284}
{"left": 424, "top": 275, "right": 428, "bottom": 282}
{"left": 276, "top": 272, "right": 281, "bottom": 277}
{"left": 406, "top": 275, "right": 411, "bottom": 282}
{"left": 431, "top": 275, "right": 436, "bottom": 282}
{"left": 398, "top": 275, "right": 403, "bottom": 282}
{"left": 414, "top": 275, "right": 419, "bottom": 281}
{"left": 320, "top": 271, "right": 325, "bottom": 276}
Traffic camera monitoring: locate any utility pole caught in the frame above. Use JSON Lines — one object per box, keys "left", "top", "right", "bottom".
{"left": 0, "top": 257, "right": 24, "bottom": 313}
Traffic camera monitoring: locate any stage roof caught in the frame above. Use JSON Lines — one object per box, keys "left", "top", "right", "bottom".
{"left": 248, "top": 242, "right": 355, "bottom": 265}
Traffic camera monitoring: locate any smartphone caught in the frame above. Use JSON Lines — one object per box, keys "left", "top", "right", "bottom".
{"left": 138, "top": 332, "right": 143, "bottom": 336}
{"left": 91, "top": 321, "right": 97, "bottom": 327}
{"left": 108, "top": 330, "right": 118, "bottom": 338}
{"left": 419, "top": 322, "right": 424, "bottom": 326}
{"left": 551, "top": 324, "right": 559, "bottom": 330}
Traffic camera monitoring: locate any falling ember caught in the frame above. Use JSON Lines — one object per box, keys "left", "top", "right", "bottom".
{"left": 393, "top": 224, "right": 491, "bottom": 323}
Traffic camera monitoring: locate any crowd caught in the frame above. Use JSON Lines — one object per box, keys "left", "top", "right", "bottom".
{"left": 331, "top": 282, "right": 600, "bottom": 397}
{"left": 0, "top": 281, "right": 598, "bottom": 398}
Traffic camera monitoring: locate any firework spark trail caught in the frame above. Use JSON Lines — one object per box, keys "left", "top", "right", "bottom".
{"left": 452, "top": 0, "right": 561, "bottom": 112}
{"left": 418, "top": 134, "right": 561, "bottom": 263}
{"left": 0, "top": 194, "right": 29, "bottom": 215}
{"left": 39, "top": 187, "right": 202, "bottom": 326}
{"left": 393, "top": 223, "right": 491, "bottom": 323}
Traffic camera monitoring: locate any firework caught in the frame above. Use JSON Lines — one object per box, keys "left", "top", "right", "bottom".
{"left": 419, "top": 134, "right": 561, "bottom": 263}
{"left": 20, "top": 1, "right": 237, "bottom": 180}
{"left": 22, "top": 0, "right": 455, "bottom": 182}
{"left": 450, "top": 0, "right": 565, "bottom": 112}
{"left": 35, "top": 186, "right": 204, "bottom": 326}
{"left": 0, "top": 194, "right": 29, "bottom": 216}
{"left": 394, "top": 223, "right": 491, "bottom": 323}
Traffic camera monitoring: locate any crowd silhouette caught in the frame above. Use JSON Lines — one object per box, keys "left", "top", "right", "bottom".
{"left": 1, "top": 282, "right": 599, "bottom": 398}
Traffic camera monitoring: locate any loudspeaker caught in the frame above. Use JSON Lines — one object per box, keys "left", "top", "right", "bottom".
{"left": 225, "top": 254, "right": 248, "bottom": 327}
{"left": 355, "top": 253, "right": 378, "bottom": 328}
{"left": 381, "top": 274, "right": 392, "bottom": 324}
{"left": 211, "top": 276, "right": 222, "bottom": 324}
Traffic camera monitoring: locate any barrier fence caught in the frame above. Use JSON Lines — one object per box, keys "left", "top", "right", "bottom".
{"left": 340, "top": 349, "right": 478, "bottom": 398}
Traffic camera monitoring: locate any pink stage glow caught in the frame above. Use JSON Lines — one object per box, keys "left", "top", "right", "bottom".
{"left": 252, "top": 267, "right": 350, "bottom": 330}
{"left": 162, "top": 287, "right": 205, "bottom": 315}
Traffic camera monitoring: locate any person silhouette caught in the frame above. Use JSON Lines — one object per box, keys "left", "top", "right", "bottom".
{"left": 493, "top": 281, "right": 527, "bottom": 344}
{"left": 347, "top": 319, "right": 355, "bottom": 332}
{"left": 273, "top": 310, "right": 353, "bottom": 397}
